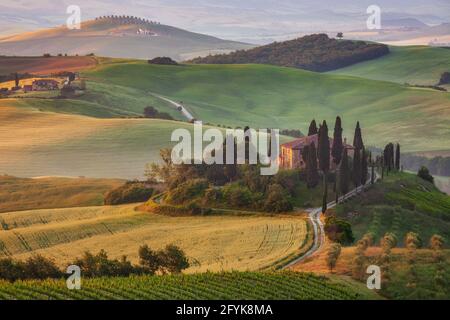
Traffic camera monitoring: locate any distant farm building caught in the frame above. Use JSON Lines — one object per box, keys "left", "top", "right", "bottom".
{"left": 32, "top": 79, "right": 59, "bottom": 91}
{"left": 279, "top": 134, "right": 354, "bottom": 170}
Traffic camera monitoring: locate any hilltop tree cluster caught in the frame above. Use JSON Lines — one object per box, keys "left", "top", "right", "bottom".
{"left": 189, "top": 34, "right": 389, "bottom": 72}
{"left": 95, "top": 15, "right": 160, "bottom": 25}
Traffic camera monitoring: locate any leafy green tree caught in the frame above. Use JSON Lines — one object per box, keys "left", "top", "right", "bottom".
{"left": 158, "top": 245, "right": 190, "bottom": 274}
{"left": 138, "top": 245, "right": 161, "bottom": 274}
{"left": 263, "top": 184, "right": 293, "bottom": 212}
{"left": 324, "top": 216, "right": 354, "bottom": 245}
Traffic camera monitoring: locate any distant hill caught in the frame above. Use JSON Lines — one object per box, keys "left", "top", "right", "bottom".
{"left": 329, "top": 46, "right": 450, "bottom": 86}
{"left": 0, "top": 16, "right": 253, "bottom": 61}
{"left": 382, "top": 18, "right": 428, "bottom": 30}
{"left": 188, "top": 34, "right": 389, "bottom": 72}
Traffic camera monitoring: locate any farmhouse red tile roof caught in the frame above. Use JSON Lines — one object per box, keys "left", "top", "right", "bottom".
{"left": 281, "top": 134, "right": 354, "bottom": 150}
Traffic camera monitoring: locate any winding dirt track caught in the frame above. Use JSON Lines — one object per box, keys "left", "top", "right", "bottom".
{"left": 283, "top": 172, "right": 378, "bottom": 269}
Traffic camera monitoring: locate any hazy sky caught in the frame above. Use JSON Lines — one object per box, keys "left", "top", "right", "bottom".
{"left": 0, "top": 0, "right": 449, "bottom": 41}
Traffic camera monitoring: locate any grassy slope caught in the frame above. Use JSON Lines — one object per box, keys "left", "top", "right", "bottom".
{"left": 335, "top": 172, "right": 450, "bottom": 245}
{"left": 0, "top": 271, "right": 380, "bottom": 300}
{"left": 0, "top": 175, "right": 123, "bottom": 213}
{"left": 329, "top": 46, "right": 450, "bottom": 86}
{"left": 83, "top": 61, "right": 450, "bottom": 152}
{"left": 0, "top": 99, "right": 293, "bottom": 179}
{"left": 0, "top": 101, "right": 203, "bottom": 178}
{"left": 0, "top": 204, "right": 308, "bottom": 273}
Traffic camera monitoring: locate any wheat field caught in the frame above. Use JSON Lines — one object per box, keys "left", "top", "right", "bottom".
{"left": 0, "top": 204, "right": 308, "bottom": 273}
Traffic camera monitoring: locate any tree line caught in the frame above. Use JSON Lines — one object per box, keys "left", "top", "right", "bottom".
{"left": 189, "top": 34, "right": 389, "bottom": 72}
{"left": 0, "top": 244, "right": 189, "bottom": 282}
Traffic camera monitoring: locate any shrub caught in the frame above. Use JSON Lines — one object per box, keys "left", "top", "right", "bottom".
{"left": 263, "top": 184, "right": 293, "bottom": 212}
{"left": 165, "top": 179, "right": 209, "bottom": 205}
{"left": 148, "top": 57, "right": 178, "bottom": 65}
{"left": 222, "top": 183, "right": 253, "bottom": 207}
{"left": 324, "top": 216, "right": 355, "bottom": 245}
{"left": 0, "top": 255, "right": 62, "bottom": 281}
{"left": 143, "top": 106, "right": 173, "bottom": 120}
{"left": 203, "top": 187, "right": 222, "bottom": 204}
{"left": 22, "top": 255, "right": 62, "bottom": 280}
{"left": 417, "top": 166, "right": 434, "bottom": 184}
{"left": 104, "top": 181, "right": 154, "bottom": 205}
{"left": 71, "top": 250, "right": 136, "bottom": 277}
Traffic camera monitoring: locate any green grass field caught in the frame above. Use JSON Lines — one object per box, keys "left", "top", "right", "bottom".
{"left": 0, "top": 101, "right": 207, "bottom": 178}
{"left": 0, "top": 271, "right": 380, "bottom": 300}
{"left": 335, "top": 172, "right": 450, "bottom": 245}
{"left": 81, "top": 60, "right": 450, "bottom": 153}
{"left": 0, "top": 175, "right": 123, "bottom": 213}
{"left": 329, "top": 46, "right": 450, "bottom": 86}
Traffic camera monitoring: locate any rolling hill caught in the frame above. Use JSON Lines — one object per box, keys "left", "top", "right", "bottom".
{"left": 0, "top": 100, "right": 293, "bottom": 179}
{"left": 335, "top": 172, "right": 450, "bottom": 245}
{"left": 0, "top": 101, "right": 198, "bottom": 179}
{"left": 329, "top": 46, "right": 450, "bottom": 86}
{"left": 0, "top": 17, "right": 253, "bottom": 61}
{"left": 83, "top": 60, "right": 450, "bottom": 153}
{"left": 0, "top": 175, "right": 123, "bottom": 213}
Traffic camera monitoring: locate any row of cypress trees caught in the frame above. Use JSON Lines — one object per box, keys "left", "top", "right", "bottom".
{"left": 303, "top": 117, "right": 373, "bottom": 213}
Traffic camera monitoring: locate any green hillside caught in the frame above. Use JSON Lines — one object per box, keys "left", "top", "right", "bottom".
{"left": 335, "top": 172, "right": 450, "bottom": 245}
{"left": 329, "top": 46, "right": 450, "bottom": 86}
{"left": 0, "top": 272, "right": 380, "bottom": 300}
{"left": 83, "top": 61, "right": 450, "bottom": 152}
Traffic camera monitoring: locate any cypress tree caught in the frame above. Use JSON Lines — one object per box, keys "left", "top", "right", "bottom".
{"left": 339, "top": 148, "right": 350, "bottom": 200}
{"left": 384, "top": 143, "right": 394, "bottom": 174}
{"left": 307, "top": 142, "right": 319, "bottom": 188}
{"left": 395, "top": 143, "right": 401, "bottom": 171}
{"left": 308, "top": 119, "right": 318, "bottom": 136}
{"left": 331, "top": 116, "right": 344, "bottom": 165}
{"left": 353, "top": 149, "right": 361, "bottom": 189}
{"left": 332, "top": 116, "right": 343, "bottom": 195}
{"left": 361, "top": 148, "right": 368, "bottom": 186}
{"left": 318, "top": 121, "right": 330, "bottom": 213}
{"left": 14, "top": 72, "right": 19, "bottom": 88}
{"left": 353, "top": 121, "right": 364, "bottom": 151}
{"left": 318, "top": 121, "right": 330, "bottom": 173}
